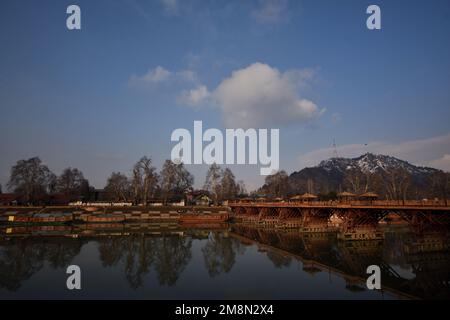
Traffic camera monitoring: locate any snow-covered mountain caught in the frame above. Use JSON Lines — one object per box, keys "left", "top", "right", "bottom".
{"left": 317, "top": 153, "right": 437, "bottom": 175}
{"left": 288, "top": 153, "right": 439, "bottom": 195}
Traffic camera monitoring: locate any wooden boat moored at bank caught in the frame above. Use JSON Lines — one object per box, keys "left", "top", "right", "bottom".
{"left": 179, "top": 213, "right": 230, "bottom": 224}
{"left": 30, "top": 213, "right": 73, "bottom": 224}
{"left": 80, "top": 213, "right": 125, "bottom": 223}
{"left": 0, "top": 212, "right": 73, "bottom": 224}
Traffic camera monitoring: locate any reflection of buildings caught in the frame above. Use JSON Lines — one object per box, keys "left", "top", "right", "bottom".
{"left": 230, "top": 224, "right": 450, "bottom": 299}
{"left": 231, "top": 203, "right": 450, "bottom": 244}
{"left": 403, "top": 232, "right": 450, "bottom": 254}
{"left": 1, "top": 222, "right": 450, "bottom": 299}
{"left": 338, "top": 225, "right": 384, "bottom": 241}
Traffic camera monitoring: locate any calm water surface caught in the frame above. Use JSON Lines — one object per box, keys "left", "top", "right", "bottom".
{"left": 0, "top": 224, "right": 449, "bottom": 299}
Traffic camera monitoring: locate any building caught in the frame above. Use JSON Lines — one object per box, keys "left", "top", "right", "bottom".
{"left": 0, "top": 194, "right": 18, "bottom": 206}
{"left": 186, "top": 190, "right": 212, "bottom": 206}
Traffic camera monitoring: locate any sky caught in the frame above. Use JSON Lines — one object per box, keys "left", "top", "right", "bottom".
{"left": 1, "top": 0, "right": 450, "bottom": 191}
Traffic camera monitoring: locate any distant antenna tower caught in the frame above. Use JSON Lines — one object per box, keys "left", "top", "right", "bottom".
{"left": 332, "top": 139, "right": 339, "bottom": 158}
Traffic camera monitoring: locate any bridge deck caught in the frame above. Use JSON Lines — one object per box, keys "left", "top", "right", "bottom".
{"left": 229, "top": 202, "right": 450, "bottom": 211}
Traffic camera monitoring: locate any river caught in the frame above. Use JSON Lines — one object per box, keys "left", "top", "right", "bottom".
{"left": 0, "top": 223, "right": 449, "bottom": 299}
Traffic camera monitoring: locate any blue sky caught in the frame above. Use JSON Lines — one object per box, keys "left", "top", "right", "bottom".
{"left": 1, "top": 0, "right": 450, "bottom": 190}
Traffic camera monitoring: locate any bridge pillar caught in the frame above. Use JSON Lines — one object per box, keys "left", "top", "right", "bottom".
{"left": 395, "top": 210, "right": 450, "bottom": 235}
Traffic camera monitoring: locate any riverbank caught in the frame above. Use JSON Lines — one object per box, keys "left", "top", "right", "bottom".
{"left": 0, "top": 205, "right": 230, "bottom": 225}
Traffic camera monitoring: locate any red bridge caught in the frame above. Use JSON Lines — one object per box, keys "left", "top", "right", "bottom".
{"left": 228, "top": 201, "right": 450, "bottom": 236}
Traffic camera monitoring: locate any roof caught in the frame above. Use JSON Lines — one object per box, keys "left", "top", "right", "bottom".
{"left": 359, "top": 192, "right": 379, "bottom": 198}
{"left": 194, "top": 194, "right": 211, "bottom": 201}
{"left": 301, "top": 193, "right": 318, "bottom": 199}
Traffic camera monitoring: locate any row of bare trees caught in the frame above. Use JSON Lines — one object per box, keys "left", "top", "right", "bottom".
{"left": 258, "top": 166, "right": 450, "bottom": 202}
{"left": 203, "top": 164, "right": 247, "bottom": 204}
{"left": 343, "top": 168, "right": 414, "bottom": 201}
{"left": 343, "top": 167, "right": 450, "bottom": 202}
{"left": 257, "top": 170, "right": 290, "bottom": 198}
{"left": 6, "top": 157, "right": 447, "bottom": 205}
{"left": 4, "top": 156, "right": 247, "bottom": 205}
{"left": 6, "top": 157, "right": 91, "bottom": 204}
{"left": 95, "top": 161, "right": 247, "bottom": 204}
{"left": 4, "top": 156, "right": 192, "bottom": 205}
{"left": 103, "top": 158, "right": 194, "bottom": 204}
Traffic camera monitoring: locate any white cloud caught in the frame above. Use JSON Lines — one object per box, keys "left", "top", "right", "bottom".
{"left": 297, "top": 133, "right": 450, "bottom": 171}
{"left": 178, "top": 85, "right": 211, "bottom": 107}
{"left": 133, "top": 63, "right": 323, "bottom": 128}
{"left": 251, "top": 0, "right": 289, "bottom": 24}
{"left": 129, "top": 66, "right": 197, "bottom": 87}
{"left": 212, "top": 62, "right": 324, "bottom": 127}
{"left": 130, "top": 66, "right": 171, "bottom": 85}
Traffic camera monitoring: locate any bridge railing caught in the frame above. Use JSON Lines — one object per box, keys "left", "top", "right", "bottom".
{"left": 228, "top": 199, "right": 449, "bottom": 207}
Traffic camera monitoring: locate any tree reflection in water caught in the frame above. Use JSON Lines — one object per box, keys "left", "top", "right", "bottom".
{"left": 153, "top": 236, "right": 192, "bottom": 286}
{"left": 1, "top": 225, "right": 450, "bottom": 299}
{"left": 97, "top": 234, "right": 192, "bottom": 288}
{"left": 201, "top": 232, "right": 244, "bottom": 277}
{"left": 0, "top": 238, "right": 83, "bottom": 291}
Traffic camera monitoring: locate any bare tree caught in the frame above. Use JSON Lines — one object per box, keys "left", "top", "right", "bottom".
{"left": 160, "top": 160, "right": 177, "bottom": 203}
{"left": 307, "top": 178, "right": 314, "bottom": 194}
{"left": 160, "top": 160, "right": 193, "bottom": 204}
{"left": 261, "top": 170, "right": 290, "bottom": 198}
{"left": 105, "top": 172, "right": 130, "bottom": 202}
{"left": 7, "top": 157, "right": 56, "bottom": 205}
{"left": 79, "top": 179, "right": 91, "bottom": 202}
{"left": 131, "top": 166, "right": 143, "bottom": 205}
{"left": 429, "top": 170, "right": 450, "bottom": 205}
{"left": 56, "top": 167, "right": 88, "bottom": 200}
{"left": 132, "top": 156, "right": 159, "bottom": 205}
{"left": 236, "top": 180, "right": 247, "bottom": 197}
{"left": 383, "top": 167, "right": 412, "bottom": 202}
{"left": 204, "top": 164, "right": 222, "bottom": 204}
{"left": 221, "top": 168, "right": 239, "bottom": 201}
{"left": 343, "top": 168, "right": 372, "bottom": 194}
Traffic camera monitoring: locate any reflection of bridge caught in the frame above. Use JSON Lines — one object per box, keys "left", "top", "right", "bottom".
{"left": 229, "top": 202, "right": 450, "bottom": 236}
{"left": 230, "top": 225, "right": 450, "bottom": 299}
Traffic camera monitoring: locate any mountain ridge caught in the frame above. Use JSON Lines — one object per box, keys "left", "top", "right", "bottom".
{"left": 316, "top": 153, "right": 437, "bottom": 175}
{"left": 285, "top": 153, "right": 442, "bottom": 198}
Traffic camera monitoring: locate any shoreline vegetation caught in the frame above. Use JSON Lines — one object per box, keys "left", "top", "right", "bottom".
{"left": 0, "top": 153, "right": 449, "bottom": 208}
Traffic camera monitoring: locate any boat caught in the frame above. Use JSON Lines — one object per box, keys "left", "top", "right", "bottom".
{"left": 0, "top": 213, "right": 33, "bottom": 223}
{"left": 179, "top": 213, "right": 230, "bottom": 224}
{"left": 30, "top": 213, "right": 73, "bottom": 224}
{"left": 81, "top": 213, "right": 125, "bottom": 223}
{"left": 0, "top": 212, "right": 73, "bottom": 224}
